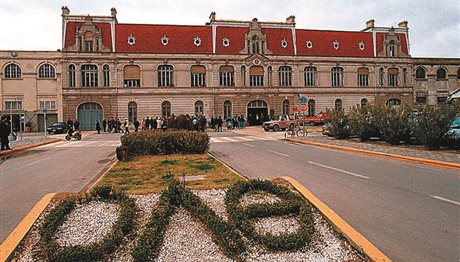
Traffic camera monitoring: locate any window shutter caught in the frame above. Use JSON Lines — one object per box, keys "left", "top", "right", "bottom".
{"left": 84, "top": 31, "right": 94, "bottom": 40}
{"left": 388, "top": 68, "right": 399, "bottom": 74}
{"left": 219, "top": 65, "right": 234, "bottom": 72}
{"left": 191, "top": 65, "right": 206, "bottom": 74}
{"left": 250, "top": 66, "right": 264, "bottom": 76}
{"left": 124, "top": 65, "right": 140, "bottom": 79}
{"left": 357, "top": 68, "right": 369, "bottom": 74}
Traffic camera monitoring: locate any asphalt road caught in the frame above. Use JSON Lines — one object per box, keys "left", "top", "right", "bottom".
{"left": 209, "top": 130, "right": 460, "bottom": 262}
{"left": 0, "top": 132, "right": 120, "bottom": 243}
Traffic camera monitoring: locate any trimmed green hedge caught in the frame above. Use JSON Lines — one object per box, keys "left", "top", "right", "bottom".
{"left": 225, "top": 180, "right": 315, "bottom": 251}
{"left": 39, "top": 185, "right": 136, "bottom": 262}
{"left": 121, "top": 130, "right": 209, "bottom": 156}
{"left": 132, "top": 181, "right": 246, "bottom": 262}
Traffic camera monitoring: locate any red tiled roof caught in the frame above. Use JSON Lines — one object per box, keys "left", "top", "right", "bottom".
{"left": 376, "top": 32, "right": 408, "bottom": 55}
{"left": 215, "top": 26, "right": 248, "bottom": 54}
{"left": 262, "top": 28, "right": 295, "bottom": 55}
{"left": 115, "top": 24, "right": 212, "bottom": 53}
{"left": 65, "top": 22, "right": 112, "bottom": 50}
{"left": 296, "top": 30, "right": 374, "bottom": 57}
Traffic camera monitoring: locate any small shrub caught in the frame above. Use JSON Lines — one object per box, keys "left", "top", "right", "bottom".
{"left": 375, "top": 104, "right": 412, "bottom": 145}
{"left": 348, "top": 105, "right": 381, "bottom": 141}
{"left": 121, "top": 131, "right": 209, "bottom": 157}
{"left": 325, "top": 109, "right": 350, "bottom": 139}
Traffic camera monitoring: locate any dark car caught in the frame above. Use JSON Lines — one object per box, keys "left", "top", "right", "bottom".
{"left": 47, "top": 122, "right": 68, "bottom": 134}
{"left": 444, "top": 117, "right": 460, "bottom": 148}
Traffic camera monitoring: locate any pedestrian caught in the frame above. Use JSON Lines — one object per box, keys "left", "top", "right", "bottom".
{"left": 0, "top": 116, "right": 12, "bottom": 151}
{"left": 145, "top": 117, "right": 150, "bottom": 131}
{"left": 134, "top": 119, "right": 140, "bottom": 132}
{"left": 95, "top": 120, "right": 101, "bottom": 134}
{"left": 200, "top": 115, "right": 207, "bottom": 132}
{"left": 67, "top": 118, "right": 74, "bottom": 130}
{"left": 217, "top": 116, "right": 223, "bottom": 132}
{"left": 141, "top": 118, "right": 145, "bottom": 131}
{"left": 102, "top": 118, "right": 107, "bottom": 132}
{"left": 124, "top": 118, "right": 130, "bottom": 134}
{"left": 74, "top": 119, "right": 80, "bottom": 131}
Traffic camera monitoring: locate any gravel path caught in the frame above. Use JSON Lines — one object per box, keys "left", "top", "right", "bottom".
{"left": 12, "top": 189, "right": 363, "bottom": 261}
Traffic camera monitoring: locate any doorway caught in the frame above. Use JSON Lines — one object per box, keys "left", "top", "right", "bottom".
{"left": 247, "top": 100, "right": 268, "bottom": 125}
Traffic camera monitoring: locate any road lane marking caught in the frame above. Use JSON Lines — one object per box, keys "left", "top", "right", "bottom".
{"left": 269, "top": 150, "right": 290, "bottom": 157}
{"left": 431, "top": 195, "right": 460, "bottom": 206}
{"left": 243, "top": 143, "right": 255, "bottom": 148}
{"left": 307, "top": 161, "right": 370, "bottom": 180}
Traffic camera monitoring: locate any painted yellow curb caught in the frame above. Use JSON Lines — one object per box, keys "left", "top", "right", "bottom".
{"left": 281, "top": 176, "right": 391, "bottom": 262}
{"left": 285, "top": 138, "right": 460, "bottom": 171}
{"left": 0, "top": 193, "right": 56, "bottom": 262}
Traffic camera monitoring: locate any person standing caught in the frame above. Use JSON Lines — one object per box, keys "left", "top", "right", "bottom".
{"left": 200, "top": 115, "right": 207, "bottom": 132}
{"left": 134, "top": 119, "right": 140, "bottom": 132}
{"left": 95, "top": 120, "right": 101, "bottom": 134}
{"left": 217, "top": 116, "right": 223, "bottom": 132}
{"left": 102, "top": 118, "right": 107, "bottom": 132}
{"left": 0, "top": 116, "right": 12, "bottom": 151}
{"left": 67, "top": 118, "right": 74, "bottom": 130}
{"left": 124, "top": 118, "right": 130, "bottom": 134}
{"left": 74, "top": 119, "right": 80, "bottom": 131}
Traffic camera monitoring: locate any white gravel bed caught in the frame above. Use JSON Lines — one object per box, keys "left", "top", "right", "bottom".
{"left": 157, "top": 208, "right": 233, "bottom": 262}
{"left": 56, "top": 201, "right": 119, "bottom": 247}
{"left": 12, "top": 189, "right": 363, "bottom": 262}
{"left": 194, "top": 189, "right": 228, "bottom": 220}
{"left": 253, "top": 215, "right": 301, "bottom": 235}
{"left": 240, "top": 192, "right": 281, "bottom": 207}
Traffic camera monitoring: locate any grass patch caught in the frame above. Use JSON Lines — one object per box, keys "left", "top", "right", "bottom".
{"left": 98, "top": 154, "right": 245, "bottom": 193}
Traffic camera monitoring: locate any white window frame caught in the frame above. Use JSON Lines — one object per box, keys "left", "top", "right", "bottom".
{"left": 304, "top": 67, "right": 316, "bottom": 87}
{"left": 81, "top": 64, "right": 98, "bottom": 87}
{"left": 331, "top": 67, "right": 343, "bottom": 87}
{"left": 279, "top": 66, "right": 292, "bottom": 86}
{"left": 38, "top": 64, "right": 56, "bottom": 79}
{"left": 69, "top": 65, "right": 76, "bottom": 87}
{"left": 103, "top": 65, "right": 110, "bottom": 87}
{"left": 219, "top": 70, "right": 234, "bottom": 86}
{"left": 5, "top": 101, "right": 23, "bottom": 110}
{"left": 158, "top": 65, "right": 174, "bottom": 87}
{"left": 39, "top": 100, "right": 56, "bottom": 110}
{"left": 5, "top": 64, "right": 21, "bottom": 79}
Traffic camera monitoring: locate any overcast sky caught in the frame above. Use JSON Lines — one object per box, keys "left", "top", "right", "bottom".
{"left": 0, "top": 0, "right": 458, "bottom": 58}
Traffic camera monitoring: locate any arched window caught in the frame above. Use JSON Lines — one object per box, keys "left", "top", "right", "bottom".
{"left": 128, "top": 101, "right": 137, "bottom": 123}
{"left": 267, "top": 66, "right": 273, "bottom": 86}
{"left": 388, "top": 40, "right": 396, "bottom": 57}
{"left": 308, "top": 99, "right": 316, "bottom": 116}
{"left": 158, "top": 65, "right": 174, "bottom": 87}
{"left": 436, "top": 68, "right": 447, "bottom": 80}
{"left": 241, "top": 66, "right": 246, "bottom": 86}
{"left": 219, "top": 65, "right": 234, "bottom": 86}
{"left": 4, "top": 64, "right": 21, "bottom": 79}
{"left": 361, "top": 98, "right": 368, "bottom": 108}
{"left": 304, "top": 66, "right": 316, "bottom": 87}
{"left": 162, "top": 101, "right": 171, "bottom": 117}
{"left": 38, "top": 64, "right": 56, "bottom": 79}
{"left": 124, "top": 65, "right": 140, "bottom": 87}
{"left": 415, "top": 67, "right": 426, "bottom": 79}
{"left": 195, "top": 100, "right": 204, "bottom": 116}
{"left": 279, "top": 66, "right": 292, "bottom": 86}
{"left": 282, "top": 99, "right": 290, "bottom": 115}
{"left": 250, "top": 66, "right": 264, "bottom": 86}
{"left": 69, "top": 64, "right": 76, "bottom": 87}
{"left": 403, "top": 68, "right": 407, "bottom": 86}
{"left": 379, "top": 68, "right": 384, "bottom": 86}
{"left": 191, "top": 65, "right": 206, "bottom": 87}
{"left": 334, "top": 99, "right": 342, "bottom": 111}
{"left": 386, "top": 98, "right": 401, "bottom": 106}
{"left": 388, "top": 68, "right": 399, "bottom": 86}
{"left": 81, "top": 64, "right": 98, "bottom": 87}
{"left": 331, "top": 67, "right": 343, "bottom": 87}
{"left": 357, "top": 67, "right": 369, "bottom": 87}
{"left": 251, "top": 35, "right": 259, "bottom": 54}
{"left": 223, "top": 100, "right": 232, "bottom": 120}
{"left": 103, "top": 65, "right": 110, "bottom": 87}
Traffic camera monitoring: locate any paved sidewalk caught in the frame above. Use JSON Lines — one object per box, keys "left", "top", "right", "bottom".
{"left": 297, "top": 135, "right": 460, "bottom": 164}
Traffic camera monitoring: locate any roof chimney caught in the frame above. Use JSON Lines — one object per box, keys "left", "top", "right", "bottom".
{"left": 209, "top": 11, "right": 216, "bottom": 22}
{"left": 111, "top": 7, "right": 117, "bottom": 18}
{"left": 366, "top": 19, "right": 375, "bottom": 29}
{"left": 398, "top": 20, "right": 408, "bottom": 28}
{"left": 61, "top": 6, "right": 70, "bottom": 16}
{"left": 286, "top": 15, "right": 296, "bottom": 24}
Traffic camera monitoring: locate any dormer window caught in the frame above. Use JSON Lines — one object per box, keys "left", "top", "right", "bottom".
{"left": 281, "top": 39, "right": 288, "bottom": 48}
{"left": 128, "top": 35, "right": 136, "bottom": 45}
{"left": 84, "top": 31, "right": 94, "bottom": 52}
{"left": 194, "top": 36, "right": 202, "bottom": 47}
{"left": 251, "top": 35, "right": 259, "bottom": 54}
{"left": 333, "top": 40, "right": 340, "bottom": 50}
{"left": 388, "top": 40, "right": 396, "bottom": 57}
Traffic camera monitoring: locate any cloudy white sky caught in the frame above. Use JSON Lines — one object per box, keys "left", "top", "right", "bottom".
{"left": 0, "top": 0, "right": 458, "bottom": 57}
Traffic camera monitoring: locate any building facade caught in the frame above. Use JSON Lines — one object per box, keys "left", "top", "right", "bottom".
{"left": 1, "top": 7, "right": 459, "bottom": 130}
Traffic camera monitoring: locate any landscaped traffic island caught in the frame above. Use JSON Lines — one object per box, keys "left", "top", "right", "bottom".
{"left": 10, "top": 131, "right": 366, "bottom": 261}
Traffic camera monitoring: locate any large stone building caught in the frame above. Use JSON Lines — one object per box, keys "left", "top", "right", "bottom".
{"left": 1, "top": 7, "right": 459, "bottom": 130}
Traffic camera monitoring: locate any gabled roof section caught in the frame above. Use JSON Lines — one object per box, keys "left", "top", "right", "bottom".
{"left": 115, "top": 24, "right": 212, "bottom": 53}
{"left": 65, "top": 22, "right": 112, "bottom": 50}
{"left": 376, "top": 32, "right": 408, "bottom": 55}
{"left": 296, "top": 30, "right": 373, "bottom": 57}
{"left": 215, "top": 26, "right": 248, "bottom": 54}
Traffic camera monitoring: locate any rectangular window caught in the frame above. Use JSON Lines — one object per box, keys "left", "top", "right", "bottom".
{"left": 250, "top": 76, "right": 264, "bottom": 86}
{"left": 219, "top": 71, "right": 234, "bottom": 86}
{"left": 85, "top": 41, "right": 93, "bottom": 52}
{"left": 357, "top": 74, "right": 369, "bottom": 87}
{"left": 39, "top": 100, "right": 56, "bottom": 110}
{"left": 5, "top": 101, "right": 23, "bottom": 110}
{"left": 158, "top": 66, "right": 173, "bottom": 87}
{"left": 191, "top": 73, "right": 205, "bottom": 87}
{"left": 124, "top": 80, "right": 140, "bottom": 87}
{"left": 304, "top": 68, "right": 316, "bottom": 87}
{"left": 279, "top": 67, "right": 292, "bottom": 86}
{"left": 388, "top": 74, "right": 398, "bottom": 86}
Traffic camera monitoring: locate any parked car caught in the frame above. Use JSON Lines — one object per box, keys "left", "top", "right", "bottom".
{"left": 299, "top": 112, "right": 328, "bottom": 125}
{"left": 47, "top": 122, "right": 68, "bottom": 134}
{"left": 444, "top": 117, "right": 460, "bottom": 148}
{"left": 263, "top": 114, "right": 295, "bottom": 132}
{"left": 321, "top": 123, "right": 333, "bottom": 136}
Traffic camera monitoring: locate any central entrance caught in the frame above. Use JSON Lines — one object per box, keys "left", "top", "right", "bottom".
{"left": 247, "top": 100, "right": 268, "bottom": 125}
{"left": 77, "top": 102, "right": 103, "bottom": 130}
